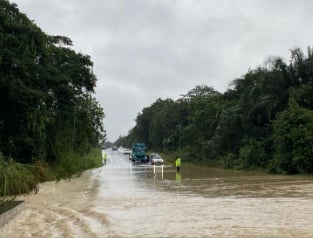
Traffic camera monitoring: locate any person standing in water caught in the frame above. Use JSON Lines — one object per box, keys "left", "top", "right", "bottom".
{"left": 175, "top": 156, "right": 181, "bottom": 173}
{"left": 102, "top": 148, "right": 107, "bottom": 165}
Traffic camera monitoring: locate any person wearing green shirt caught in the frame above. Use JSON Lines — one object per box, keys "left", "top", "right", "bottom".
{"left": 175, "top": 156, "right": 181, "bottom": 173}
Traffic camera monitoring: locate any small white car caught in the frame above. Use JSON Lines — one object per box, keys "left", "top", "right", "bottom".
{"left": 150, "top": 153, "right": 164, "bottom": 165}
{"left": 123, "top": 149, "right": 132, "bottom": 155}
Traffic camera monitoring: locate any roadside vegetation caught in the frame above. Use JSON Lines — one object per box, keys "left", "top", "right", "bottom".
{"left": 0, "top": 1, "right": 105, "bottom": 200}
{"left": 0, "top": 148, "right": 102, "bottom": 205}
{"left": 116, "top": 48, "right": 313, "bottom": 175}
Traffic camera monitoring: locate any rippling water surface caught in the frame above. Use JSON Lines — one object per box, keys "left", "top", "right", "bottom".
{"left": 1, "top": 150, "right": 313, "bottom": 237}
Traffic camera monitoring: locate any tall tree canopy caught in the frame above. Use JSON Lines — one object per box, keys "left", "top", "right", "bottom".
{"left": 117, "top": 48, "right": 313, "bottom": 174}
{"left": 0, "top": 0, "right": 105, "bottom": 164}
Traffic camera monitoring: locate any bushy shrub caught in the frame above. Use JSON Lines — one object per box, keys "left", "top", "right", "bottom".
{"left": 271, "top": 98, "right": 313, "bottom": 174}
{"left": 221, "top": 153, "right": 239, "bottom": 169}
{"left": 239, "top": 138, "right": 266, "bottom": 168}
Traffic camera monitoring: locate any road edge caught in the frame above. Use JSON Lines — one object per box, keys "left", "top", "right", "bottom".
{"left": 0, "top": 201, "right": 24, "bottom": 227}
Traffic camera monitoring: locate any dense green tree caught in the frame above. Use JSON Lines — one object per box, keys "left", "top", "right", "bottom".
{"left": 271, "top": 98, "right": 313, "bottom": 174}
{"left": 180, "top": 86, "right": 223, "bottom": 160}
{"left": 150, "top": 99, "right": 189, "bottom": 151}
{"left": 239, "top": 138, "right": 266, "bottom": 169}
{"left": 116, "top": 44, "right": 313, "bottom": 174}
{"left": 0, "top": 0, "right": 104, "bottom": 164}
{"left": 0, "top": 1, "right": 48, "bottom": 162}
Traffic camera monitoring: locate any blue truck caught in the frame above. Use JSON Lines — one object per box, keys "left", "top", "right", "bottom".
{"left": 132, "top": 143, "right": 148, "bottom": 163}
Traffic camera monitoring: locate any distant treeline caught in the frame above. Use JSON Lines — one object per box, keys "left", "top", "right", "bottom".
{"left": 116, "top": 48, "right": 313, "bottom": 174}
{"left": 0, "top": 0, "right": 105, "bottom": 198}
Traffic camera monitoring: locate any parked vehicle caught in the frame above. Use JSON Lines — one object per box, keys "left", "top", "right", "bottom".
{"left": 132, "top": 143, "right": 148, "bottom": 163}
{"left": 123, "top": 148, "right": 132, "bottom": 155}
{"left": 122, "top": 148, "right": 132, "bottom": 160}
{"left": 150, "top": 153, "right": 164, "bottom": 165}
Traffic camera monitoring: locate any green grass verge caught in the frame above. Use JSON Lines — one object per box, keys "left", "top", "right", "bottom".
{"left": 52, "top": 147, "right": 103, "bottom": 180}
{"left": 0, "top": 147, "right": 103, "bottom": 201}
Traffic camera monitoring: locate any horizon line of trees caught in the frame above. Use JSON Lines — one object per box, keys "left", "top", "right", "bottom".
{"left": 0, "top": 0, "right": 105, "bottom": 165}
{"left": 116, "top": 47, "right": 313, "bottom": 174}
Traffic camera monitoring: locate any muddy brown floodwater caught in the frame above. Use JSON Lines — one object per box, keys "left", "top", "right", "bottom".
{"left": 1, "top": 150, "right": 313, "bottom": 238}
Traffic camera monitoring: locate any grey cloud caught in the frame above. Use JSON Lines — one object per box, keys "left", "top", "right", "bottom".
{"left": 13, "top": 0, "right": 313, "bottom": 141}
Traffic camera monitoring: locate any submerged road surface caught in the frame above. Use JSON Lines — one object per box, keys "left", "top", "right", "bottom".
{"left": 1, "top": 150, "right": 313, "bottom": 237}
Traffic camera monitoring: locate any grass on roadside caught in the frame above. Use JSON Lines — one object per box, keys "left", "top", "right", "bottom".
{"left": 0, "top": 147, "right": 103, "bottom": 204}
{"left": 52, "top": 147, "right": 103, "bottom": 180}
{"left": 0, "top": 159, "right": 42, "bottom": 204}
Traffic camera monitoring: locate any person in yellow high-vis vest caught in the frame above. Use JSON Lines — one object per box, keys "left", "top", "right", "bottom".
{"left": 102, "top": 149, "right": 107, "bottom": 165}
{"left": 175, "top": 156, "right": 181, "bottom": 173}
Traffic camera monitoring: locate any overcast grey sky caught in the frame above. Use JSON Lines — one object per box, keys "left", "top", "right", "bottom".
{"left": 13, "top": 0, "right": 313, "bottom": 142}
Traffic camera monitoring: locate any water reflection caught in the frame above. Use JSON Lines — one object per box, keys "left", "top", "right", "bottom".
{"left": 153, "top": 164, "right": 164, "bottom": 180}
{"left": 175, "top": 172, "right": 181, "bottom": 182}
{"left": 134, "top": 162, "right": 313, "bottom": 199}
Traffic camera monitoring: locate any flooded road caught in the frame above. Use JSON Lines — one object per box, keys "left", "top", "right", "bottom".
{"left": 1, "top": 150, "right": 313, "bottom": 237}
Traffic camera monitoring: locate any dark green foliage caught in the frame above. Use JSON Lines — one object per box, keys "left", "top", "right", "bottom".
{"left": 0, "top": 0, "right": 105, "bottom": 197}
{"left": 221, "top": 153, "right": 238, "bottom": 169}
{"left": 0, "top": 0, "right": 104, "bottom": 165}
{"left": 118, "top": 47, "right": 313, "bottom": 174}
{"left": 0, "top": 1, "right": 47, "bottom": 161}
{"left": 239, "top": 138, "right": 266, "bottom": 169}
{"left": 271, "top": 98, "right": 313, "bottom": 174}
